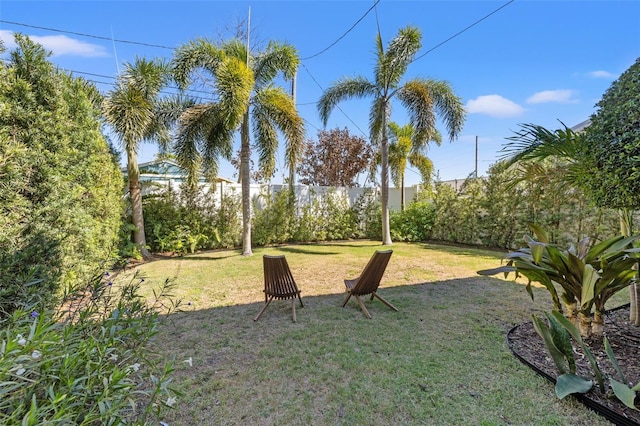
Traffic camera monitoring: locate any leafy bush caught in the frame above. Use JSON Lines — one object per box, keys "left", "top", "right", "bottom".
{"left": 143, "top": 185, "right": 241, "bottom": 254}
{"left": 0, "top": 35, "right": 123, "bottom": 316}
{"left": 0, "top": 271, "right": 182, "bottom": 424}
{"left": 390, "top": 201, "right": 436, "bottom": 242}
{"left": 252, "top": 188, "right": 295, "bottom": 246}
{"left": 254, "top": 187, "right": 361, "bottom": 245}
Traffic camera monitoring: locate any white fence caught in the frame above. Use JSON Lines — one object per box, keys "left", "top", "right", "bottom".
{"left": 141, "top": 178, "right": 426, "bottom": 212}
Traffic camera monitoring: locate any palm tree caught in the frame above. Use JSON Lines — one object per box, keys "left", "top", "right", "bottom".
{"left": 102, "top": 57, "right": 172, "bottom": 259}
{"left": 387, "top": 122, "right": 441, "bottom": 210}
{"left": 172, "top": 38, "right": 304, "bottom": 256}
{"left": 318, "top": 26, "right": 465, "bottom": 245}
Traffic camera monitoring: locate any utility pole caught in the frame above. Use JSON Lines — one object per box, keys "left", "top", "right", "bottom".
{"left": 289, "top": 72, "right": 297, "bottom": 188}
{"left": 475, "top": 135, "right": 478, "bottom": 178}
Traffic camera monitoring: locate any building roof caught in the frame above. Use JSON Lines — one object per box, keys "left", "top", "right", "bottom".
{"left": 123, "top": 159, "right": 234, "bottom": 184}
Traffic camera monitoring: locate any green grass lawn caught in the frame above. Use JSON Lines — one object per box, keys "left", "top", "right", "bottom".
{"left": 128, "top": 240, "right": 616, "bottom": 425}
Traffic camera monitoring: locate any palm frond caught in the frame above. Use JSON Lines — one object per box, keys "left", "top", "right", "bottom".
{"left": 408, "top": 152, "right": 434, "bottom": 183}
{"left": 214, "top": 56, "right": 253, "bottom": 129}
{"left": 102, "top": 87, "right": 153, "bottom": 153}
{"left": 396, "top": 80, "right": 436, "bottom": 143}
{"left": 252, "top": 86, "right": 305, "bottom": 176}
{"left": 369, "top": 96, "right": 388, "bottom": 146}
{"left": 375, "top": 26, "right": 421, "bottom": 91}
{"left": 172, "top": 38, "right": 225, "bottom": 89}
{"left": 502, "top": 122, "right": 583, "bottom": 165}
{"left": 253, "top": 42, "right": 299, "bottom": 88}
{"left": 318, "top": 77, "right": 376, "bottom": 125}
{"left": 400, "top": 78, "right": 465, "bottom": 142}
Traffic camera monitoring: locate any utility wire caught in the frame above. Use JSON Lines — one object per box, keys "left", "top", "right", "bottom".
{"left": 301, "top": 63, "right": 368, "bottom": 139}
{"left": 0, "top": 20, "right": 174, "bottom": 50}
{"left": 300, "top": 0, "right": 380, "bottom": 60}
{"left": 413, "top": 0, "right": 515, "bottom": 62}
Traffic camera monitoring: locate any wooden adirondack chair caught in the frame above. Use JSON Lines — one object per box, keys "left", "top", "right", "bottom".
{"left": 254, "top": 255, "right": 304, "bottom": 322}
{"left": 342, "top": 250, "right": 398, "bottom": 319}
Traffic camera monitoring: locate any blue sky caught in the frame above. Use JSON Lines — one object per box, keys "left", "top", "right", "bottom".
{"left": 1, "top": 1, "right": 639, "bottom": 186}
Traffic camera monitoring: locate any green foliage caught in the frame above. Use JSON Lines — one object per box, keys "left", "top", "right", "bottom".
{"left": 389, "top": 201, "right": 436, "bottom": 242}
{"left": 350, "top": 189, "right": 380, "bottom": 240}
{"left": 529, "top": 309, "right": 640, "bottom": 407}
{"left": 0, "top": 272, "right": 182, "bottom": 424}
{"left": 253, "top": 188, "right": 363, "bottom": 246}
{"left": 478, "top": 226, "right": 638, "bottom": 335}
{"left": 426, "top": 160, "right": 620, "bottom": 249}
{"left": 579, "top": 57, "right": 640, "bottom": 210}
{"left": 252, "top": 188, "right": 296, "bottom": 246}
{"left": 143, "top": 185, "right": 241, "bottom": 254}
{"left": 0, "top": 35, "right": 123, "bottom": 316}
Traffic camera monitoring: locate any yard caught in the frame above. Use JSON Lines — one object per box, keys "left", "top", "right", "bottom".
{"left": 129, "top": 240, "right": 618, "bottom": 425}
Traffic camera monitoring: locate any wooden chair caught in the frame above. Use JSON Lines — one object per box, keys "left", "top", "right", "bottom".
{"left": 342, "top": 250, "right": 398, "bottom": 319}
{"left": 254, "top": 255, "right": 304, "bottom": 322}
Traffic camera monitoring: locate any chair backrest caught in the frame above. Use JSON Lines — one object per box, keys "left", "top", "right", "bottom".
{"left": 351, "top": 250, "right": 392, "bottom": 296}
{"left": 263, "top": 255, "right": 300, "bottom": 299}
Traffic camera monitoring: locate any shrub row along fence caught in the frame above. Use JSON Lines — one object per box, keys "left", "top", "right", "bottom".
{"left": 141, "top": 161, "right": 626, "bottom": 255}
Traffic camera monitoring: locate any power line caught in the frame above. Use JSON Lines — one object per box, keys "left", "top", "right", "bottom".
{"left": 301, "top": 63, "right": 368, "bottom": 139}
{"left": 412, "top": 0, "right": 515, "bottom": 63}
{"left": 0, "top": 20, "right": 174, "bottom": 50}
{"left": 301, "top": 0, "right": 380, "bottom": 60}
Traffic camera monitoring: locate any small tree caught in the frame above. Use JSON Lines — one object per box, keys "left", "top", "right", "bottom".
{"left": 387, "top": 122, "right": 441, "bottom": 210}
{"left": 297, "top": 128, "right": 373, "bottom": 187}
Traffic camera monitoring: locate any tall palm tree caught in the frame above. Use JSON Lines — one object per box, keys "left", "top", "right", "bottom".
{"left": 172, "top": 38, "right": 304, "bottom": 256}
{"left": 387, "top": 122, "right": 441, "bottom": 210}
{"left": 102, "top": 57, "right": 172, "bottom": 259}
{"left": 318, "top": 26, "right": 465, "bottom": 245}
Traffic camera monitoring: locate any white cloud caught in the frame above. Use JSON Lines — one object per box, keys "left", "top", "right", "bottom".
{"left": 465, "top": 95, "right": 525, "bottom": 118}
{"left": 0, "top": 30, "right": 107, "bottom": 58}
{"left": 526, "top": 89, "right": 578, "bottom": 104}
{"left": 588, "top": 70, "right": 615, "bottom": 79}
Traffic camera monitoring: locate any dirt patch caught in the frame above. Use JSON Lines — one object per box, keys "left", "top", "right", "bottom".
{"left": 508, "top": 305, "right": 640, "bottom": 425}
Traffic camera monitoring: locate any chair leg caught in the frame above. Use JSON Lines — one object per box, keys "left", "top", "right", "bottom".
{"left": 297, "top": 293, "right": 304, "bottom": 308}
{"left": 354, "top": 295, "right": 372, "bottom": 319}
{"left": 253, "top": 296, "right": 274, "bottom": 321}
{"left": 292, "top": 298, "right": 297, "bottom": 323}
{"left": 372, "top": 292, "right": 399, "bottom": 312}
{"left": 342, "top": 292, "right": 352, "bottom": 307}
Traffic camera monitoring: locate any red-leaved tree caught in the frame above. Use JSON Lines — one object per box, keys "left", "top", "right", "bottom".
{"left": 297, "top": 128, "right": 373, "bottom": 187}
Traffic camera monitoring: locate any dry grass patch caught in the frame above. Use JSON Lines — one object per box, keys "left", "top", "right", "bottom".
{"left": 126, "top": 241, "right": 614, "bottom": 425}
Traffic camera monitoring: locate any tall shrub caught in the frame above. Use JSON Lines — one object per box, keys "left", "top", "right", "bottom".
{"left": 0, "top": 35, "right": 122, "bottom": 315}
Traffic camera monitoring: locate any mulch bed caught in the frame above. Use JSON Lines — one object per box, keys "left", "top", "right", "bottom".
{"left": 508, "top": 305, "right": 640, "bottom": 426}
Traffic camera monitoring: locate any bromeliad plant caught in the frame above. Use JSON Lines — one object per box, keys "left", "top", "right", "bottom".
{"left": 533, "top": 310, "right": 640, "bottom": 410}
{"left": 478, "top": 224, "right": 639, "bottom": 336}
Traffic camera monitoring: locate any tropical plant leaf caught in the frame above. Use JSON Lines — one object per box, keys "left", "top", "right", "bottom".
{"left": 546, "top": 312, "right": 576, "bottom": 373}
{"left": 604, "top": 337, "right": 628, "bottom": 385}
{"left": 528, "top": 223, "right": 549, "bottom": 243}
{"left": 531, "top": 315, "right": 569, "bottom": 374}
{"left": 550, "top": 311, "right": 605, "bottom": 391}
{"left": 556, "top": 374, "right": 593, "bottom": 399}
{"left": 476, "top": 265, "right": 517, "bottom": 276}
{"left": 610, "top": 379, "right": 638, "bottom": 410}
{"left": 581, "top": 264, "right": 599, "bottom": 309}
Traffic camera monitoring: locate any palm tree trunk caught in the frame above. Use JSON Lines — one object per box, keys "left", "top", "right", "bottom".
{"left": 240, "top": 112, "right": 253, "bottom": 256}
{"left": 127, "top": 148, "right": 150, "bottom": 259}
{"left": 380, "top": 115, "right": 392, "bottom": 246}
{"left": 400, "top": 173, "right": 405, "bottom": 211}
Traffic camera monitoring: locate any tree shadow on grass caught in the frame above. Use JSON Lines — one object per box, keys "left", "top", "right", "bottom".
{"left": 151, "top": 277, "right": 611, "bottom": 426}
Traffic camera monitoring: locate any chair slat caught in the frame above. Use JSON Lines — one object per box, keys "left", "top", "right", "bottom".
{"left": 342, "top": 250, "right": 397, "bottom": 318}
{"left": 254, "top": 255, "right": 304, "bottom": 322}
